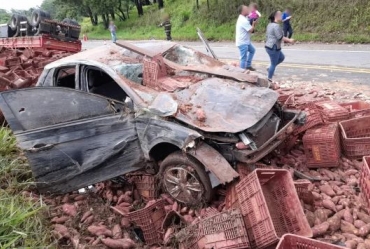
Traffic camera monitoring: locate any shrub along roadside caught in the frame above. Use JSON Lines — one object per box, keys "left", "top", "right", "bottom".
{"left": 0, "top": 127, "right": 52, "bottom": 248}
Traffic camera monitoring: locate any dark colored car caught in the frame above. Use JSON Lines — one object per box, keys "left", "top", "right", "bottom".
{"left": 0, "top": 41, "right": 302, "bottom": 205}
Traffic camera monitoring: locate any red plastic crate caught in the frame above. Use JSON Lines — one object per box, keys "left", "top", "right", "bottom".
{"left": 293, "top": 103, "right": 323, "bottom": 135}
{"left": 340, "top": 101, "right": 370, "bottom": 118}
{"left": 225, "top": 181, "right": 239, "bottom": 210}
{"left": 315, "top": 101, "right": 349, "bottom": 123}
{"left": 276, "top": 234, "right": 344, "bottom": 249}
{"left": 127, "top": 199, "right": 166, "bottom": 245}
{"left": 294, "top": 180, "right": 314, "bottom": 204}
{"left": 131, "top": 174, "right": 157, "bottom": 200}
{"left": 202, "top": 209, "right": 250, "bottom": 249}
{"left": 236, "top": 169, "right": 312, "bottom": 249}
{"left": 303, "top": 123, "right": 341, "bottom": 168}
{"left": 340, "top": 116, "right": 370, "bottom": 159}
{"left": 360, "top": 156, "right": 370, "bottom": 208}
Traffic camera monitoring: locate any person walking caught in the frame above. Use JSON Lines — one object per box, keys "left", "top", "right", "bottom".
{"left": 282, "top": 8, "right": 293, "bottom": 38}
{"left": 265, "top": 10, "right": 295, "bottom": 83}
{"left": 109, "top": 21, "right": 117, "bottom": 43}
{"left": 235, "top": 5, "right": 256, "bottom": 71}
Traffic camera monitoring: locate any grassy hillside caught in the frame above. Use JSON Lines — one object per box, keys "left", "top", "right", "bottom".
{"left": 82, "top": 0, "right": 370, "bottom": 43}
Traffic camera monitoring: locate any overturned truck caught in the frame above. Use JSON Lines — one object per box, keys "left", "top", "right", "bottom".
{"left": 0, "top": 41, "right": 305, "bottom": 205}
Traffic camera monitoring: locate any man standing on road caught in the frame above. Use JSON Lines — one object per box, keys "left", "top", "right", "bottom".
{"left": 109, "top": 21, "right": 117, "bottom": 43}
{"left": 236, "top": 5, "right": 256, "bottom": 71}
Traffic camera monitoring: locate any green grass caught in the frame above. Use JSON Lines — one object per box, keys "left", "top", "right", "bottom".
{"left": 0, "top": 127, "right": 51, "bottom": 248}
{"left": 82, "top": 0, "right": 370, "bottom": 43}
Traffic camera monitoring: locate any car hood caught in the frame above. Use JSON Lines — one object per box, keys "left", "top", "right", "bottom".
{"left": 172, "top": 78, "right": 278, "bottom": 133}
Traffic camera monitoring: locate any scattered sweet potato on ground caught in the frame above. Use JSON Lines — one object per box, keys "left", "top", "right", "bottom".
{"left": 101, "top": 238, "right": 136, "bottom": 249}
{"left": 87, "top": 225, "right": 113, "bottom": 237}
{"left": 312, "top": 222, "right": 330, "bottom": 237}
{"left": 62, "top": 203, "right": 77, "bottom": 217}
{"left": 51, "top": 216, "right": 69, "bottom": 224}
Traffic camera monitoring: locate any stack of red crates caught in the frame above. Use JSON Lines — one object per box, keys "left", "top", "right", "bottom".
{"left": 303, "top": 123, "right": 341, "bottom": 168}
{"left": 315, "top": 101, "right": 349, "bottom": 123}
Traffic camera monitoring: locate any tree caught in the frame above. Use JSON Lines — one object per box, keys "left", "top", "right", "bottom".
{"left": 158, "top": 0, "right": 164, "bottom": 9}
{"left": 0, "top": 9, "right": 10, "bottom": 23}
{"left": 134, "top": 0, "right": 144, "bottom": 16}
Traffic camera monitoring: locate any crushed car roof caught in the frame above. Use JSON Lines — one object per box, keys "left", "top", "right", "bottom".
{"left": 45, "top": 42, "right": 278, "bottom": 133}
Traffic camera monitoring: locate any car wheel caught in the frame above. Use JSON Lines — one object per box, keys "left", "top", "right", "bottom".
{"left": 159, "top": 151, "right": 213, "bottom": 205}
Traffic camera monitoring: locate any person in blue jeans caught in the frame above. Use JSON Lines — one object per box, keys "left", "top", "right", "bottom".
{"left": 265, "top": 10, "right": 295, "bottom": 83}
{"left": 235, "top": 5, "right": 257, "bottom": 71}
{"left": 109, "top": 21, "right": 117, "bottom": 43}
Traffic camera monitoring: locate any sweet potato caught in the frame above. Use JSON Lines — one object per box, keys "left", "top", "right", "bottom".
{"left": 358, "top": 243, "right": 367, "bottom": 249}
{"left": 163, "top": 227, "right": 174, "bottom": 245}
{"left": 305, "top": 210, "right": 316, "bottom": 227}
{"left": 344, "top": 209, "right": 354, "bottom": 224}
{"left": 355, "top": 220, "right": 367, "bottom": 229}
{"left": 160, "top": 194, "right": 174, "bottom": 205}
{"left": 357, "top": 212, "right": 370, "bottom": 224}
{"left": 180, "top": 207, "right": 188, "bottom": 215}
{"left": 327, "top": 215, "right": 341, "bottom": 232}
{"left": 341, "top": 220, "right": 359, "bottom": 235}
{"left": 81, "top": 210, "right": 92, "bottom": 223}
{"left": 345, "top": 240, "right": 358, "bottom": 249}
{"left": 320, "top": 169, "right": 335, "bottom": 180}
{"left": 121, "top": 217, "right": 130, "bottom": 228}
{"left": 315, "top": 209, "right": 330, "bottom": 224}
{"left": 319, "top": 185, "right": 336, "bottom": 197}
{"left": 183, "top": 215, "right": 194, "bottom": 224}
{"left": 53, "top": 224, "right": 70, "bottom": 239}
{"left": 172, "top": 201, "right": 179, "bottom": 212}
{"left": 83, "top": 215, "right": 94, "bottom": 225}
{"left": 364, "top": 239, "right": 370, "bottom": 248}
{"left": 87, "top": 225, "right": 113, "bottom": 237}
{"left": 323, "top": 199, "right": 337, "bottom": 212}
{"left": 345, "top": 169, "right": 358, "bottom": 176}
{"left": 112, "top": 224, "right": 122, "bottom": 239}
{"left": 359, "top": 224, "right": 370, "bottom": 237}
{"left": 101, "top": 238, "right": 136, "bottom": 249}
{"left": 331, "top": 196, "right": 340, "bottom": 205}
{"left": 51, "top": 216, "right": 69, "bottom": 224}
{"left": 62, "top": 203, "right": 77, "bottom": 217}
{"left": 312, "top": 192, "right": 321, "bottom": 200}
{"left": 312, "top": 222, "right": 330, "bottom": 237}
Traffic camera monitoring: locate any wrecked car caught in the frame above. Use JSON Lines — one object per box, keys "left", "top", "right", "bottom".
{"left": 0, "top": 41, "right": 303, "bottom": 205}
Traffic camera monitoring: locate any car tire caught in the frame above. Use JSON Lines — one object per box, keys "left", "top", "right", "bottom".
{"left": 159, "top": 151, "right": 213, "bottom": 205}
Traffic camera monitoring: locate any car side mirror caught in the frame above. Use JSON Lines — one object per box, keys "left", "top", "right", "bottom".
{"left": 125, "top": 96, "right": 134, "bottom": 111}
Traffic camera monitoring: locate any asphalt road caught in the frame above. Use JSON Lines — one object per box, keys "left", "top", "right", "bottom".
{"left": 82, "top": 40, "right": 370, "bottom": 85}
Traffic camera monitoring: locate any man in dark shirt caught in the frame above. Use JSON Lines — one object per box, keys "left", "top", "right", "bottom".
{"left": 159, "top": 16, "right": 172, "bottom": 41}
{"left": 282, "top": 8, "right": 293, "bottom": 38}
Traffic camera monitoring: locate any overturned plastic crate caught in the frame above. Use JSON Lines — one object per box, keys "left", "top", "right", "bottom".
{"left": 293, "top": 103, "right": 323, "bottom": 135}
{"left": 202, "top": 209, "right": 250, "bottom": 249}
{"left": 236, "top": 169, "right": 312, "bottom": 249}
{"left": 303, "top": 123, "right": 341, "bottom": 168}
{"left": 315, "top": 101, "right": 349, "bottom": 123}
{"left": 276, "top": 234, "right": 344, "bottom": 249}
{"left": 340, "top": 116, "right": 370, "bottom": 159}
{"left": 340, "top": 101, "right": 370, "bottom": 118}
{"left": 127, "top": 199, "right": 166, "bottom": 245}
{"left": 360, "top": 156, "right": 370, "bottom": 208}
{"left": 131, "top": 174, "right": 157, "bottom": 200}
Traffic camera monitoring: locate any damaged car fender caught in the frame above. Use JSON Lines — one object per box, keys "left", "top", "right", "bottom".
{"left": 135, "top": 117, "right": 202, "bottom": 160}
{"left": 188, "top": 142, "right": 239, "bottom": 185}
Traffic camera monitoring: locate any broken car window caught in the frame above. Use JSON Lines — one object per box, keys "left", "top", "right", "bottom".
{"left": 86, "top": 68, "right": 128, "bottom": 103}
{"left": 54, "top": 66, "right": 76, "bottom": 89}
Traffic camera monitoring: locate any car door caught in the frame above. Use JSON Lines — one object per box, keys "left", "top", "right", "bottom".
{"left": 0, "top": 87, "right": 144, "bottom": 194}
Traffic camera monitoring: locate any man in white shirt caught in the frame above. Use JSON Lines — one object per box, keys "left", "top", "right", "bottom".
{"left": 236, "top": 5, "right": 256, "bottom": 71}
